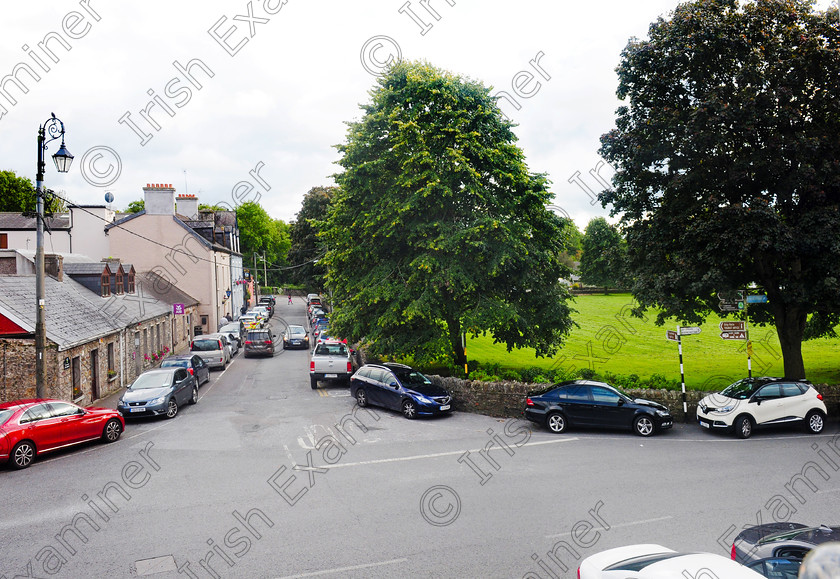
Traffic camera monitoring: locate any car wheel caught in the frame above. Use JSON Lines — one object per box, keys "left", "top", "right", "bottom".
{"left": 546, "top": 412, "right": 566, "bottom": 433}
{"left": 102, "top": 418, "right": 123, "bottom": 442}
{"left": 402, "top": 399, "right": 417, "bottom": 419}
{"left": 165, "top": 398, "right": 178, "bottom": 419}
{"left": 190, "top": 385, "right": 199, "bottom": 405}
{"left": 805, "top": 410, "right": 825, "bottom": 434}
{"left": 356, "top": 389, "right": 368, "bottom": 407}
{"left": 11, "top": 440, "right": 35, "bottom": 469}
{"left": 310, "top": 377, "right": 318, "bottom": 390}
{"left": 734, "top": 415, "right": 752, "bottom": 439}
{"left": 634, "top": 415, "right": 655, "bottom": 437}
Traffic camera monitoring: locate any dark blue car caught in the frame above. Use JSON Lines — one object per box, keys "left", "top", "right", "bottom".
{"left": 350, "top": 363, "right": 452, "bottom": 419}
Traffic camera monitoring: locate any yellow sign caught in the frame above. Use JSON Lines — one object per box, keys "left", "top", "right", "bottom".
{"left": 746, "top": 340, "right": 753, "bottom": 356}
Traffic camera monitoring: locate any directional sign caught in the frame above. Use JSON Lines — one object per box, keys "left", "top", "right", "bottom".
{"left": 746, "top": 294, "right": 768, "bottom": 304}
{"left": 720, "top": 330, "right": 747, "bottom": 340}
{"left": 666, "top": 330, "right": 678, "bottom": 342}
{"left": 718, "top": 290, "right": 745, "bottom": 312}
{"left": 720, "top": 321, "right": 745, "bottom": 332}
{"left": 679, "top": 326, "right": 701, "bottom": 336}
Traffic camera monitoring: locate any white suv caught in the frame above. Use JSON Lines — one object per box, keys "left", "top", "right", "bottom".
{"left": 697, "top": 377, "right": 827, "bottom": 438}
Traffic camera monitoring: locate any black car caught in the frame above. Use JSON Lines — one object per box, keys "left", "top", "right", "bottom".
{"left": 350, "top": 363, "right": 452, "bottom": 419}
{"left": 524, "top": 380, "right": 673, "bottom": 436}
{"left": 732, "top": 523, "right": 840, "bottom": 565}
{"left": 160, "top": 354, "right": 211, "bottom": 386}
{"left": 117, "top": 368, "right": 198, "bottom": 419}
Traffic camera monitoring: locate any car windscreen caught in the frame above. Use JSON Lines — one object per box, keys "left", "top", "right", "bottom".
{"left": 316, "top": 344, "right": 347, "bottom": 356}
{"left": 132, "top": 372, "right": 173, "bottom": 389}
{"left": 192, "top": 340, "right": 221, "bottom": 351}
{"left": 247, "top": 331, "right": 270, "bottom": 341}
{"left": 721, "top": 378, "right": 760, "bottom": 399}
{"left": 0, "top": 409, "right": 13, "bottom": 426}
{"left": 219, "top": 324, "right": 241, "bottom": 334}
{"left": 160, "top": 360, "right": 188, "bottom": 368}
{"left": 394, "top": 371, "right": 431, "bottom": 386}
{"left": 289, "top": 327, "right": 306, "bottom": 336}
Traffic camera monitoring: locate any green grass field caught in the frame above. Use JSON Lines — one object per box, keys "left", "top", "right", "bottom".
{"left": 466, "top": 294, "right": 840, "bottom": 390}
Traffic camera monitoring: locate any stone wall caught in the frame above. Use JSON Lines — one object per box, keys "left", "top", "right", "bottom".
{"left": 427, "top": 375, "right": 840, "bottom": 423}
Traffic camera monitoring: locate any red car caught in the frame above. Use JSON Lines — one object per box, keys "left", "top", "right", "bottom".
{"left": 0, "top": 399, "right": 125, "bottom": 470}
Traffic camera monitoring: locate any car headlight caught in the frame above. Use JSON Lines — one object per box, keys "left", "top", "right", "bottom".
{"left": 149, "top": 396, "right": 167, "bottom": 405}
{"left": 413, "top": 394, "right": 434, "bottom": 404}
{"left": 715, "top": 405, "right": 735, "bottom": 413}
{"left": 655, "top": 410, "right": 669, "bottom": 417}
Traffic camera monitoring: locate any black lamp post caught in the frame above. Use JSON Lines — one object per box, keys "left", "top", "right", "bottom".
{"left": 35, "top": 113, "right": 73, "bottom": 398}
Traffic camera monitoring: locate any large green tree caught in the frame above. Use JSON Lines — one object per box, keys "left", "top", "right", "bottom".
{"left": 287, "top": 186, "right": 336, "bottom": 289}
{"left": 236, "top": 201, "right": 291, "bottom": 288}
{"left": 323, "top": 60, "right": 576, "bottom": 367}
{"left": 579, "top": 217, "right": 627, "bottom": 292}
{"left": 599, "top": 0, "right": 840, "bottom": 379}
{"left": 0, "top": 170, "right": 65, "bottom": 213}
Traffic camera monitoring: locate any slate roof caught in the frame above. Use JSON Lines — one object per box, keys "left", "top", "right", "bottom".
{"left": 0, "top": 213, "right": 70, "bottom": 230}
{"left": 0, "top": 274, "right": 171, "bottom": 351}
{"left": 64, "top": 263, "right": 109, "bottom": 275}
{"left": 136, "top": 271, "right": 200, "bottom": 307}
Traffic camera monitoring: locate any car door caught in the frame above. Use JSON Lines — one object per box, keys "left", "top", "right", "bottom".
{"left": 192, "top": 356, "right": 209, "bottom": 385}
{"left": 364, "top": 368, "right": 388, "bottom": 406}
{"left": 751, "top": 383, "right": 786, "bottom": 425}
{"left": 19, "top": 403, "right": 64, "bottom": 451}
{"left": 377, "top": 370, "right": 403, "bottom": 411}
{"left": 589, "top": 386, "right": 629, "bottom": 428}
{"left": 172, "top": 369, "right": 191, "bottom": 405}
{"left": 560, "top": 384, "right": 595, "bottom": 425}
{"left": 50, "top": 402, "right": 99, "bottom": 444}
{"left": 780, "top": 383, "right": 812, "bottom": 420}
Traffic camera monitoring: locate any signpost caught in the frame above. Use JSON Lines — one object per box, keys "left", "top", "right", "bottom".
{"left": 718, "top": 290, "right": 745, "bottom": 312}
{"left": 670, "top": 327, "right": 702, "bottom": 422}
{"left": 666, "top": 330, "right": 678, "bottom": 342}
{"left": 746, "top": 294, "right": 768, "bottom": 304}
{"left": 719, "top": 321, "right": 745, "bottom": 332}
{"left": 679, "top": 326, "right": 701, "bottom": 336}
{"left": 720, "top": 330, "right": 747, "bottom": 340}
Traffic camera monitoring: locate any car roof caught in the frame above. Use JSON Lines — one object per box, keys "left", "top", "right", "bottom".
{"left": 194, "top": 335, "right": 222, "bottom": 341}
{"left": 760, "top": 525, "right": 840, "bottom": 546}
{"left": 139, "top": 367, "right": 179, "bottom": 374}
{"left": 0, "top": 399, "right": 57, "bottom": 411}
{"left": 162, "top": 354, "right": 195, "bottom": 360}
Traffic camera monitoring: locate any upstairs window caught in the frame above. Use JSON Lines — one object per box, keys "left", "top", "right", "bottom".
{"left": 101, "top": 273, "right": 111, "bottom": 297}
{"left": 116, "top": 271, "right": 124, "bottom": 294}
{"left": 127, "top": 271, "right": 135, "bottom": 293}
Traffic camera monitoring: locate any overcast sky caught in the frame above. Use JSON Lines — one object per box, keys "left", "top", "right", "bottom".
{"left": 1, "top": 0, "right": 835, "bottom": 232}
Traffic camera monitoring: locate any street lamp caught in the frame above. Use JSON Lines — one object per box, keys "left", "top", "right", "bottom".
{"left": 35, "top": 113, "right": 73, "bottom": 398}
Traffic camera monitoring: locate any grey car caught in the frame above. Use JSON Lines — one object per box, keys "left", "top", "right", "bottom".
{"left": 191, "top": 335, "right": 229, "bottom": 369}
{"left": 160, "top": 354, "right": 210, "bottom": 386}
{"left": 243, "top": 329, "right": 275, "bottom": 357}
{"left": 117, "top": 367, "right": 198, "bottom": 419}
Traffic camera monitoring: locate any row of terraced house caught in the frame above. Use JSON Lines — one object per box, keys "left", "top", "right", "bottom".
{"left": 0, "top": 184, "right": 256, "bottom": 405}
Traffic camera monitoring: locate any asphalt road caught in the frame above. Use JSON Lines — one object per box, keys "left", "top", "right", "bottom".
{"left": 2, "top": 299, "right": 839, "bottom": 578}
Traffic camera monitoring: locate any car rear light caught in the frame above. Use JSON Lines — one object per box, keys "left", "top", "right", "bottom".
{"left": 731, "top": 543, "right": 737, "bottom": 560}
{"left": 264, "top": 340, "right": 272, "bottom": 344}
{"left": 817, "top": 393, "right": 824, "bottom": 400}
{"left": 188, "top": 368, "right": 194, "bottom": 375}
{"left": 526, "top": 397, "right": 534, "bottom": 406}
{"left": 245, "top": 341, "right": 252, "bottom": 345}
{"left": 347, "top": 361, "right": 352, "bottom": 373}
{"left": 310, "top": 361, "right": 315, "bottom": 371}
{"left": 577, "top": 568, "right": 580, "bottom": 579}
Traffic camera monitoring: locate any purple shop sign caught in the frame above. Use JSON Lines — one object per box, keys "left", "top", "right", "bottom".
{"left": 173, "top": 303, "right": 185, "bottom": 315}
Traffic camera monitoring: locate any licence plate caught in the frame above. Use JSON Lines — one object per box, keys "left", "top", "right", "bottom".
{"left": 130, "top": 407, "right": 145, "bottom": 413}
{"left": 440, "top": 404, "right": 450, "bottom": 411}
{"left": 325, "top": 373, "right": 338, "bottom": 378}
{"left": 700, "top": 421, "right": 709, "bottom": 428}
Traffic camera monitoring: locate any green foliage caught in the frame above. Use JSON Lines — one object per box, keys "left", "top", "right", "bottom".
{"left": 323, "top": 60, "right": 576, "bottom": 366}
{"left": 288, "top": 186, "right": 336, "bottom": 289}
{"left": 124, "top": 200, "right": 145, "bottom": 213}
{"left": 579, "top": 217, "right": 627, "bottom": 290}
{"left": 599, "top": 0, "right": 840, "bottom": 379}
{"left": 0, "top": 170, "right": 64, "bottom": 213}
{"left": 236, "top": 201, "right": 291, "bottom": 287}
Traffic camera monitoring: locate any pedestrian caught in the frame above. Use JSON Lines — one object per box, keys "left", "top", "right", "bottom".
{"left": 288, "top": 293, "right": 293, "bottom": 305}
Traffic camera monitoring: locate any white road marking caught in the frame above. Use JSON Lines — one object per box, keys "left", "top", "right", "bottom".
{"left": 321, "top": 437, "right": 579, "bottom": 469}
{"left": 275, "top": 558, "right": 408, "bottom": 578}
{"left": 546, "top": 515, "right": 673, "bottom": 539}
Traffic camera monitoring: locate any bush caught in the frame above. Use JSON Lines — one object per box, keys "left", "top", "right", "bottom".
{"left": 578, "top": 368, "right": 596, "bottom": 379}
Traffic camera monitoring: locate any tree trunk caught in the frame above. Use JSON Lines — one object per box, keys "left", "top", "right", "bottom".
{"left": 771, "top": 303, "right": 807, "bottom": 380}
{"left": 446, "top": 317, "right": 466, "bottom": 369}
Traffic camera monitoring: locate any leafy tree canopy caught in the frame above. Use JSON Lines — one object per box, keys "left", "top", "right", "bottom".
{"left": 124, "top": 200, "right": 145, "bottom": 213}
{"left": 579, "top": 217, "right": 627, "bottom": 291}
{"left": 599, "top": 0, "right": 840, "bottom": 379}
{"left": 236, "top": 201, "right": 291, "bottom": 287}
{"left": 0, "top": 170, "right": 65, "bottom": 213}
{"left": 323, "top": 60, "right": 576, "bottom": 367}
{"left": 288, "top": 186, "right": 336, "bottom": 290}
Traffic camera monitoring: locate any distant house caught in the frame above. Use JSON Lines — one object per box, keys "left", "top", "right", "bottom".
{"left": 0, "top": 205, "right": 115, "bottom": 259}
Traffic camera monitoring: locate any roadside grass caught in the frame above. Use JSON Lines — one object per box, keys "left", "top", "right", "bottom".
{"left": 465, "top": 294, "right": 840, "bottom": 390}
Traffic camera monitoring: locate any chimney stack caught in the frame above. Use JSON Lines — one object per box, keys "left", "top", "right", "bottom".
{"left": 176, "top": 193, "right": 199, "bottom": 220}
{"left": 44, "top": 254, "right": 63, "bottom": 281}
{"left": 143, "top": 183, "right": 176, "bottom": 215}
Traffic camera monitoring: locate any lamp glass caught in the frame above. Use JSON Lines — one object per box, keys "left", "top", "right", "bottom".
{"left": 52, "top": 144, "right": 74, "bottom": 173}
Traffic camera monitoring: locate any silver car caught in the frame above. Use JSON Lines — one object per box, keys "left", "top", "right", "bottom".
{"left": 190, "top": 335, "right": 229, "bottom": 370}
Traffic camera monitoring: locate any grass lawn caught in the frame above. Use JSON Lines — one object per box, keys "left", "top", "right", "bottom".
{"left": 466, "top": 293, "right": 840, "bottom": 390}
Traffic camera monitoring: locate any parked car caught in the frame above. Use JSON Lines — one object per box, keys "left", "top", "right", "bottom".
{"left": 160, "top": 354, "right": 210, "bottom": 386}
{"left": 745, "top": 557, "right": 802, "bottom": 578}
{"left": 696, "top": 377, "right": 827, "bottom": 438}
{"left": 218, "top": 322, "right": 245, "bottom": 347}
{"left": 258, "top": 297, "right": 274, "bottom": 315}
{"left": 283, "top": 325, "right": 310, "bottom": 350}
{"left": 239, "top": 314, "right": 262, "bottom": 330}
{"left": 208, "top": 332, "right": 237, "bottom": 357}
{"left": 732, "top": 522, "right": 840, "bottom": 565}
{"left": 253, "top": 305, "right": 272, "bottom": 320}
{"left": 310, "top": 339, "right": 355, "bottom": 389}
{"left": 190, "top": 335, "right": 229, "bottom": 370}
{"left": 117, "top": 367, "right": 198, "bottom": 419}
{"left": 0, "top": 399, "right": 124, "bottom": 470}
{"left": 306, "top": 294, "right": 321, "bottom": 306}
{"left": 243, "top": 328, "right": 275, "bottom": 357}
{"left": 350, "top": 362, "right": 452, "bottom": 419}
{"left": 578, "top": 544, "right": 765, "bottom": 578}
{"left": 524, "top": 380, "right": 673, "bottom": 436}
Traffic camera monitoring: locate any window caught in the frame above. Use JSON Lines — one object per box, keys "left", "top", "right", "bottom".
{"left": 71, "top": 357, "right": 82, "bottom": 399}
{"left": 101, "top": 273, "right": 111, "bottom": 297}
{"left": 560, "top": 385, "right": 591, "bottom": 401}
{"left": 116, "top": 271, "right": 124, "bottom": 294}
{"left": 107, "top": 342, "right": 115, "bottom": 373}
{"left": 0, "top": 233, "right": 7, "bottom": 249}
{"left": 126, "top": 271, "right": 135, "bottom": 293}
{"left": 591, "top": 386, "right": 621, "bottom": 404}
{"left": 756, "top": 384, "right": 783, "bottom": 400}
{"left": 175, "top": 369, "right": 188, "bottom": 382}
{"left": 781, "top": 383, "right": 805, "bottom": 397}
{"left": 49, "top": 402, "right": 83, "bottom": 417}
{"left": 21, "top": 404, "right": 52, "bottom": 424}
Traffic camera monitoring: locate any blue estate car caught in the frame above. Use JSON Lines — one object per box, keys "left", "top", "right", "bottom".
{"left": 350, "top": 363, "right": 452, "bottom": 419}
